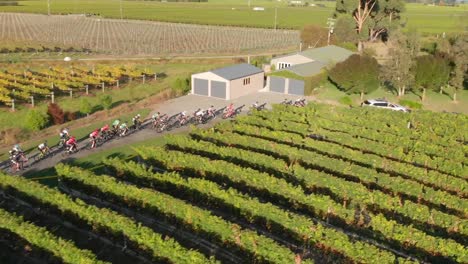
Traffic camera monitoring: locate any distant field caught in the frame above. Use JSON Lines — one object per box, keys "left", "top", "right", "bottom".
{"left": 0, "top": 0, "right": 466, "bottom": 33}
{"left": 0, "top": 12, "right": 299, "bottom": 55}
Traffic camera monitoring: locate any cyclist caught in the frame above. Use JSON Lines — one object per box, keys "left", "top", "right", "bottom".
{"left": 224, "top": 103, "right": 235, "bottom": 118}
{"left": 65, "top": 136, "right": 77, "bottom": 153}
{"left": 37, "top": 141, "right": 50, "bottom": 157}
{"left": 119, "top": 122, "right": 128, "bottom": 136}
{"left": 11, "top": 144, "right": 23, "bottom": 154}
{"left": 152, "top": 112, "right": 161, "bottom": 127}
{"left": 61, "top": 128, "right": 70, "bottom": 138}
{"left": 9, "top": 150, "right": 21, "bottom": 171}
{"left": 89, "top": 129, "right": 100, "bottom": 149}
{"left": 227, "top": 103, "right": 234, "bottom": 114}
{"left": 152, "top": 112, "right": 160, "bottom": 121}
{"left": 100, "top": 124, "right": 110, "bottom": 139}
{"left": 195, "top": 108, "right": 204, "bottom": 123}
{"left": 112, "top": 119, "right": 120, "bottom": 130}
{"left": 207, "top": 105, "right": 215, "bottom": 117}
{"left": 132, "top": 114, "right": 141, "bottom": 129}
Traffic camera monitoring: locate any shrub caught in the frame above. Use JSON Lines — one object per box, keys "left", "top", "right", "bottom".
{"left": 100, "top": 94, "right": 113, "bottom": 110}
{"left": 25, "top": 109, "right": 49, "bottom": 131}
{"left": 398, "top": 99, "right": 422, "bottom": 110}
{"left": 65, "top": 111, "right": 77, "bottom": 121}
{"left": 338, "top": 96, "right": 353, "bottom": 106}
{"left": 173, "top": 77, "right": 190, "bottom": 95}
{"left": 79, "top": 98, "right": 92, "bottom": 116}
{"left": 47, "top": 103, "right": 65, "bottom": 125}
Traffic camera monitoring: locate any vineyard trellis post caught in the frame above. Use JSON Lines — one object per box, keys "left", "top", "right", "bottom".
{"left": 85, "top": 85, "right": 89, "bottom": 95}
{"left": 154, "top": 73, "right": 157, "bottom": 81}
{"left": 51, "top": 92, "right": 55, "bottom": 104}
{"left": 30, "top": 96, "right": 34, "bottom": 107}
{"left": 102, "top": 82, "right": 105, "bottom": 93}
{"left": 116, "top": 80, "right": 119, "bottom": 88}
{"left": 142, "top": 75, "right": 145, "bottom": 84}
{"left": 11, "top": 99, "right": 15, "bottom": 111}
{"left": 69, "top": 88, "right": 73, "bottom": 98}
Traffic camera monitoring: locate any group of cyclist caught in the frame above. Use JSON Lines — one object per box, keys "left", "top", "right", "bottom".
{"left": 7, "top": 98, "right": 306, "bottom": 172}
{"left": 89, "top": 113, "right": 142, "bottom": 149}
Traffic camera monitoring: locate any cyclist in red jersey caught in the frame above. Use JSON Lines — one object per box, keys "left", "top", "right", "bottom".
{"left": 66, "top": 136, "right": 77, "bottom": 152}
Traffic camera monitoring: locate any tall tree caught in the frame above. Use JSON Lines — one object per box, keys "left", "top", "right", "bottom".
{"left": 329, "top": 54, "right": 380, "bottom": 100}
{"left": 448, "top": 34, "right": 467, "bottom": 102}
{"left": 380, "top": 30, "right": 419, "bottom": 96}
{"left": 334, "top": 16, "right": 358, "bottom": 43}
{"left": 335, "top": 0, "right": 404, "bottom": 51}
{"left": 300, "top": 24, "right": 330, "bottom": 48}
{"left": 413, "top": 55, "right": 451, "bottom": 101}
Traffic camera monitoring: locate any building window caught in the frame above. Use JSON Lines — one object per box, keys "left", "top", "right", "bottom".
{"left": 243, "top": 77, "right": 250, "bottom": 85}
{"left": 277, "top": 62, "right": 291, "bottom": 69}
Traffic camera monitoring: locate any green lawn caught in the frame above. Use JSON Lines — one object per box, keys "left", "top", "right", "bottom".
{"left": 0, "top": 1, "right": 465, "bottom": 33}
{"left": 313, "top": 81, "right": 468, "bottom": 114}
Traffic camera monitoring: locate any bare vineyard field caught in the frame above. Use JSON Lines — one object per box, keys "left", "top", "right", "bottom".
{"left": 0, "top": 13, "right": 299, "bottom": 56}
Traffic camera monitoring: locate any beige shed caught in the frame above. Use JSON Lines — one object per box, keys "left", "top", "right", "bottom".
{"left": 191, "top": 63, "right": 264, "bottom": 100}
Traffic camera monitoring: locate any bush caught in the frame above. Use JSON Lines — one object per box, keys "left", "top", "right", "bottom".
{"left": 65, "top": 111, "right": 77, "bottom": 121}
{"left": 100, "top": 94, "right": 113, "bottom": 110}
{"left": 25, "top": 109, "right": 49, "bottom": 131}
{"left": 79, "top": 98, "right": 92, "bottom": 116}
{"left": 338, "top": 96, "right": 353, "bottom": 106}
{"left": 398, "top": 99, "right": 423, "bottom": 110}
{"left": 47, "top": 103, "right": 65, "bottom": 125}
{"left": 173, "top": 77, "right": 190, "bottom": 95}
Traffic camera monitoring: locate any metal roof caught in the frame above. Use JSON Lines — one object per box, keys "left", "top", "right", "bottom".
{"left": 211, "top": 63, "right": 263, "bottom": 81}
{"left": 272, "top": 45, "right": 354, "bottom": 64}
{"left": 299, "top": 45, "right": 354, "bottom": 63}
{"left": 283, "top": 61, "right": 328, "bottom": 77}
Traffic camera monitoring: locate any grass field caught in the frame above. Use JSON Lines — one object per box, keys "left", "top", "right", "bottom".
{"left": 0, "top": 1, "right": 466, "bottom": 33}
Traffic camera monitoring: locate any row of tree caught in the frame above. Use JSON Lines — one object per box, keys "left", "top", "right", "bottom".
{"left": 328, "top": 32, "right": 467, "bottom": 101}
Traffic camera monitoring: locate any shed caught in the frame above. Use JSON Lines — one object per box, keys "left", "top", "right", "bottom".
{"left": 191, "top": 63, "right": 264, "bottom": 100}
{"left": 270, "top": 45, "right": 354, "bottom": 74}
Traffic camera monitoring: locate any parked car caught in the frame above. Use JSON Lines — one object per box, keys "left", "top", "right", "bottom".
{"left": 361, "top": 99, "right": 410, "bottom": 112}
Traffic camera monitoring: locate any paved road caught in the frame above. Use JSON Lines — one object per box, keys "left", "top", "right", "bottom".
{"left": 17, "top": 91, "right": 303, "bottom": 175}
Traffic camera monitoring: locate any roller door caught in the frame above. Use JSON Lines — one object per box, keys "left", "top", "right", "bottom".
{"left": 269, "top": 77, "right": 285, "bottom": 93}
{"left": 288, "top": 79, "right": 305, "bottom": 95}
{"left": 211, "top": 81, "right": 227, "bottom": 99}
{"left": 193, "top": 78, "right": 209, "bottom": 96}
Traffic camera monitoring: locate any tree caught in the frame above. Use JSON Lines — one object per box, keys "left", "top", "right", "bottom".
{"left": 334, "top": 16, "right": 358, "bottom": 44}
{"left": 100, "top": 94, "right": 113, "bottom": 110}
{"left": 335, "top": 0, "right": 404, "bottom": 51}
{"left": 328, "top": 54, "right": 380, "bottom": 100}
{"left": 79, "top": 98, "right": 92, "bottom": 117}
{"left": 300, "top": 24, "right": 330, "bottom": 48}
{"left": 380, "top": 29, "right": 419, "bottom": 96}
{"left": 25, "top": 109, "right": 49, "bottom": 131}
{"left": 413, "top": 55, "right": 451, "bottom": 101}
{"left": 47, "top": 103, "right": 65, "bottom": 125}
{"left": 448, "top": 34, "right": 467, "bottom": 102}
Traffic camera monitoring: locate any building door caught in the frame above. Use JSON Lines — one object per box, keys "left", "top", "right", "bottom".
{"left": 269, "top": 76, "right": 286, "bottom": 93}
{"left": 210, "top": 81, "right": 227, "bottom": 99}
{"left": 193, "top": 78, "right": 209, "bottom": 96}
